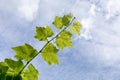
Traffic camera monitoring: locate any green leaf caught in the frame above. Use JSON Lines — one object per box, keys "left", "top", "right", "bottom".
{"left": 45, "top": 26, "right": 54, "bottom": 37}
{"left": 41, "top": 43, "right": 59, "bottom": 65}
{"left": 53, "top": 13, "right": 73, "bottom": 29}
{"left": 0, "top": 62, "right": 8, "bottom": 73}
{"left": 70, "top": 21, "right": 82, "bottom": 35}
{"left": 52, "top": 16, "right": 63, "bottom": 29}
{"left": 5, "top": 59, "right": 24, "bottom": 72}
{"left": 34, "top": 26, "right": 54, "bottom": 41}
{"left": 56, "top": 30, "right": 72, "bottom": 50}
{"left": 0, "top": 62, "right": 22, "bottom": 80}
{"left": 0, "top": 73, "right": 6, "bottom": 80}
{"left": 0, "top": 69, "right": 22, "bottom": 80}
{"left": 62, "top": 13, "right": 73, "bottom": 26}
{"left": 6, "top": 71, "right": 22, "bottom": 80}
{"left": 12, "top": 44, "right": 38, "bottom": 61}
{"left": 21, "top": 64, "right": 38, "bottom": 80}
{"left": 0, "top": 62, "right": 9, "bottom": 80}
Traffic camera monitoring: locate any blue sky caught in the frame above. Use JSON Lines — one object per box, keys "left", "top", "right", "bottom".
{"left": 0, "top": 0, "right": 120, "bottom": 80}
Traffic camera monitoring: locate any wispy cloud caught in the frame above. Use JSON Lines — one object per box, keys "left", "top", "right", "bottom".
{"left": 18, "top": 0, "right": 40, "bottom": 21}
{"left": 74, "top": 0, "right": 120, "bottom": 66}
{"left": 106, "top": 0, "right": 120, "bottom": 19}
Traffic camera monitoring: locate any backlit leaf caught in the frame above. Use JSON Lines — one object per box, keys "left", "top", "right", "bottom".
{"left": 0, "top": 62, "right": 8, "bottom": 73}
{"left": 70, "top": 21, "right": 82, "bottom": 35}
{"left": 53, "top": 13, "right": 73, "bottom": 29}
{"left": 5, "top": 58, "right": 24, "bottom": 72}
{"left": 21, "top": 64, "right": 38, "bottom": 80}
{"left": 62, "top": 13, "right": 73, "bottom": 26}
{"left": 52, "top": 16, "right": 63, "bottom": 29}
{"left": 6, "top": 71, "right": 22, "bottom": 80}
{"left": 0, "top": 63, "right": 22, "bottom": 80}
{"left": 45, "top": 26, "right": 54, "bottom": 37}
{"left": 56, "top": 30, "right": 72, "bottom": 50}
{"left": 34, "top": 26, "right": 54, "bottom": 41}
{"left": 41, "top": 43, "right": 59, "bottom": 65}
{"left": 12, "top": 44, "right": 38, "bottom": 61}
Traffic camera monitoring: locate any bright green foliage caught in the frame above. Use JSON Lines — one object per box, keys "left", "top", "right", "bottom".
{"left": 21, "top": 64, "right": 38, "bottom": 80}
{"left": 0, "top": 62, "right": 22, "bottom": 80}
{"left": 12, "top": 44, "right": 38, "bottom": 61}
{"left": 53, "top": 13, "right": 73, "bottom": 29}
{"left": 41, "top": 43, "right": 59, "bottom": 65}
{"left": 0, "top": 62, "right": 8, "bottom": 73}
{"left": 62, "top": 13, "right": 73, "bottom": 26}
{"left": 0, "top": 14, "right": 82, "bottom": 80}
{"left": 5, "top": 59, "right": 24, "bottom": 72}
{"left": 5, "top": 71, "right": 22, "bottom": 80}
{"left": 56, "top": 30, "right": 72, "bottom": 50}
{"left": 0, "top": 62, "right": 8, "bottom": 80}
{"left": 70, "top": 21, "right": 82, "bottom": 35}
{"left": 52, "top": 16, "right": 63, "bottom": 29}
{"left": 34, "top": 26, "right": 54, "bottom": 41}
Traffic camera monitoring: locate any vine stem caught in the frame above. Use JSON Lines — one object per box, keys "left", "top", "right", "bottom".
{"left": 18, "top": 17, "right": 76, "bottom": 75}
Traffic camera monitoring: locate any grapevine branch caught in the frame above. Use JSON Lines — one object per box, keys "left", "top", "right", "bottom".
{"left": 18, "top": 17, "right": 76, "bottom": 75}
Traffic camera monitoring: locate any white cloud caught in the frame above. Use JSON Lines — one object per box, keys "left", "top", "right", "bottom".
{"left": 106, "top": 0, "right": 120, "bottom": 19}
{"left": 71, "top": 0, "right": 120, "bottom": 67}
{"left": 18, "top": 0, "right": 40, "bottom": 21}
{"left": 92, "top": 18, "right": 120, "bottom": 66}
{"left": 87, "top": 0, "right": 120, "bottom": 66}
{"left": 80, "top": 17, "right": 93, "bottom": 40}
{"left": 78, "top": 4, "right": 97, "bottom": 40}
